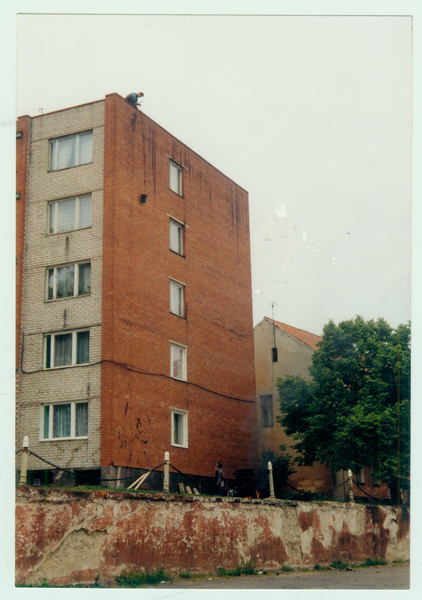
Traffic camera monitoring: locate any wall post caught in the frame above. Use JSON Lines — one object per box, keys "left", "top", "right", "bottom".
{"left": 268, "top": 461, "right": 275, "bottom": 498}
{"left": 348, "top": 469, "right": 354, "bottom": 503}
{"left": 163, "top": 451, "right": 170, "bottom": 493}
{"left": 19, "top": 436, "right": 29, "bottom": 486}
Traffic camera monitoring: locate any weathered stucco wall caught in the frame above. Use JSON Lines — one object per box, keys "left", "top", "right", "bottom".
{"left": 15, "top": 487, "right": 410, "bottom": 586}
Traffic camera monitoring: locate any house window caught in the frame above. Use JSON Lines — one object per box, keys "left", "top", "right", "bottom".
{"left": 45, "top": 330, "right": 90, "bottom": 369}
{"left": 356, "top": 468, "right": 365, "bottom": 484}
{"left": 272, "top": 347, "right": 278, "bottom": 362}
{"left": 50, "top": 131, "right": 93, "bottom": 171}
{"left": 170, "top": 219, "right": 183, "bottom": 255}
{"left": 47, "top": 262, "right": 91, "bottom": 300}
{"left": 261, "top": 394, "right": 274, "bottom": 428}
{"left": 41, "top": 401, "right": 88, "bottom": 440}
{"left": 170, "top": 342, "right": 187, "bottom": 381}
{"left": 171, "top": 408, "right": 188, "bottom": 448}
{"left": 170, "top": 279, "right": 185, "bottom": 317}
{"left": 169, "top": 160, "right": 183, "bottom": 195}
{"left": 371, "top": 473, "right": 380, "bottom": 486}
{"left": 48, "top": 194, "right": 92, "bottom": 234}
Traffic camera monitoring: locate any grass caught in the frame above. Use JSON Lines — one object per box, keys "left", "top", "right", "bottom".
{"left": 115, "top": 569, "right": 172, "bottom": 587}
{"left": 16, "top": 557, "right": 399, "bottom": 588}
{"left": 217, "top": 562, "right": 257, "bottom": 577}
{"left": 360, "top": 558, "right": 388, "bottom": 567}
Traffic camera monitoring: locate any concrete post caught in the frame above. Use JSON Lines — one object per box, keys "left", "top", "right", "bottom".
{"left": 348, "top": 469, "right": 354, "bottom": 503}
{"left": 19, "top": 436, "right": 29, "bottom": 486}
{"left": 268, "top": 461, "right": 275, "bottom": 499}
{"left": 163, "top": 451, "right": 170, "bottom": 493}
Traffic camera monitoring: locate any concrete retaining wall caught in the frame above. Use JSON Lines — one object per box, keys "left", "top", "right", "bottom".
{"left": 15, "top": 487, "right": 410, "bottom": 586}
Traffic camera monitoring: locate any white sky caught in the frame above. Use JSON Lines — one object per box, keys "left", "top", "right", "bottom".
{"left": 14, "top": 9, "right": 413, "bottom": 335}
{"left": 2, "top": 1, "right": 422, "bottom": 598}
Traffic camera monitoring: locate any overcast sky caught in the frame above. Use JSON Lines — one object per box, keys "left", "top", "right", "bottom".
{"left": 14, "top": 10, "right": 414, "bottom": 335}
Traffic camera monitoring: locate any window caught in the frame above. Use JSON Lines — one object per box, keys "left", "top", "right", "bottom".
{"left": 272, "top": 347, "right": 278, "bottom": 362}
{"left": 48, "top": 194, "right": 92, "bottom": 234}
{"left": 169, "top": 219, "right": 183, "bottom": 255}
{"left": 356, "top": 468, "right": 365, "bottom": 484}
{"left": 261, "top": 395, "right": 274, "bottom": 428}
{"left": 371, "top": 473, "right": 380, "bottom": 486}
{"left": 170, "top": 342, "right": 187, "bottom": 381}
{"left": 45, "top": 330, "right": 90, "bottom": 369}
{"left": 171, "top": 408, "right": 188, "bottom": 448}
{"left": 169, "top": 160, "right": 183, "bottom": 195}
{"left": 41, "top": 401, "right": 88, "bottom": 440}
{"left": 170, "top": 279, "right": 185, "bottom": 317}
{"left": 47, "top": 262, "right": 91, "bottom": 300}
{"left": 50, "top": 131, "right": 93, "bottom": 171}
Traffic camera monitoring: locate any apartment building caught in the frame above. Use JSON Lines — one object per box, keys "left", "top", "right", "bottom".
{"left": 16, "top": 93, "right": 256, "bottom": 490}
{"left": 254, "top": 317, "right": 332, "bottom": 493}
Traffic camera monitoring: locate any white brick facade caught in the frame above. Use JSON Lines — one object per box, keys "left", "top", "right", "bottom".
{"left": 16, "top": 101, "right": 105, "bottom": 472}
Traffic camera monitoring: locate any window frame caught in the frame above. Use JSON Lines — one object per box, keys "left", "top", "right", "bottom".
{"left": 44, "top": 329, "right": 90, "bottom": 369}
{"left": 48, "top": 194, "right": 92, "bottom": 234}
{"left": 170, "top": 341, "right": 187, "bottom": 381}
{"left": 50, "top": 130, "right": 93, "bottom": 171}
{"left": 260, "top": 394, "right": 274, "bottom": 428}
{"left": 46, "top": 261, "right": 91, "bottom": 300}
{"left": 170, "top": 407, "right": 188, "bottom": 448}
{"left": 169, "top": 160, "right": 183, "bottom": 196}
{"left": 169, "top": 278, "right": 185, "bottom": 317}
{"left": 169, "top": 218, "right": 184, "bottom": 255}
{"left": 40, "top": 401, "right": 89, "bottom": 441}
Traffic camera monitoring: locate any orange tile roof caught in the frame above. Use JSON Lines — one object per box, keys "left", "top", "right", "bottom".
{"left": 265, "top": 317, "right": 322, "bottom": 351}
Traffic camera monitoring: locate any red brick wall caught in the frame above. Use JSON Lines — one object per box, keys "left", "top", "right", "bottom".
{"left": 101, "top": 94, "right": 256, "bottom": 479}
{"left": 15, "top": 116, "right": 32, "bottom": 372}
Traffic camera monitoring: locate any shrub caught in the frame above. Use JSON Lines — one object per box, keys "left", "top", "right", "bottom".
{"left": 115, "top": 569, "right": 171, "bottom": 587}
{"left": 330, "top": 560, "right": 348, "bottom": 570}
{"left": 361, "top": 558, "right": 388, "bottom": 567}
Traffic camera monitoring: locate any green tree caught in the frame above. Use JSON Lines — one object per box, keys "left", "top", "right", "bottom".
{"left": 277, "top": 316, "right": 410, "bottom": 505}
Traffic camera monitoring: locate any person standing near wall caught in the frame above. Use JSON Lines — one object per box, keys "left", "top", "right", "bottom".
{"left": 215, "top": 462, "right": 225, "bottom": 495}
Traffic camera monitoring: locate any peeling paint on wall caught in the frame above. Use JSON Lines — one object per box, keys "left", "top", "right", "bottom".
{"left": 16, "top": 488, "right": 409, "bottom": 586}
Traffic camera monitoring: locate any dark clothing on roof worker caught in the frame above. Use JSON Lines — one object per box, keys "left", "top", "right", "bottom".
{"left": 125, "top": 92, "right": 144, "bottom": 107}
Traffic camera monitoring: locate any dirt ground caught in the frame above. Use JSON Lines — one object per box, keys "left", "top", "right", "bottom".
{"left": 154, "top": 563, "right": 410, "bottom": 590}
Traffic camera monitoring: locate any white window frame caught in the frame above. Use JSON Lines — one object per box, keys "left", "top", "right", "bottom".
{"left": 170, "top": 341, "right": 187, "bottom": 381}
{"left": 44, "top": 329, "right": 90, "bottom": 369}
{"left": 169, "top": 278, "right": 185, "bottom": 317}
{"left": 40, "top": 401, "right": 89, "bottom": 441}
{"left": 46, "top": 261, "right": 91, "bottom": 300}
{"left": 170, "top": 408, "right": 188, "bottom": 448}
{"left": 50, "top": 130, "right": 93, "bottom": 171}
{"left": 169, "top": 160, "right": 183, "bottom": 195}
{"left": 169, "top": 218, "right": 184, "bottom": 255}
{"left": 48, "top": 194, "right": 92, "bottom": 234}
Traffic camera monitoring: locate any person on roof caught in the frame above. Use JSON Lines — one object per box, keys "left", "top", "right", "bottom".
{"left": 125, "top": 92, "right": 144, "bottom": 108}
